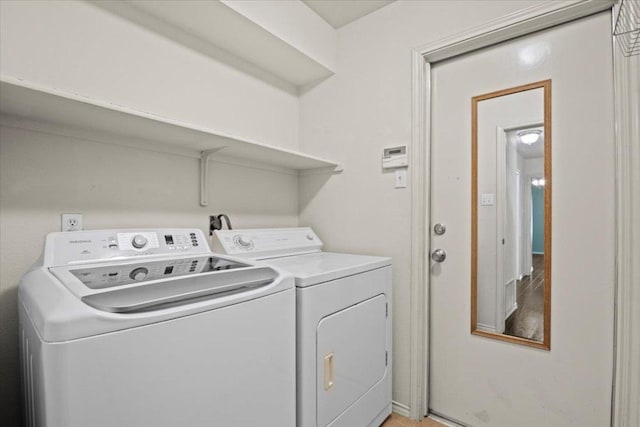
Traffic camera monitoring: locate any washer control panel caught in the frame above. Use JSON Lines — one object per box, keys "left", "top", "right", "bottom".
{"left": 214, "top": 227, "right": 322, "bottom": 259}
{"left": 46, "top": 228, "right": 210, "bottom": 266}
{"left": 117, "top": 232, "right": 160, "bottom": 251}
{"left": 69, "top": 256, "right": 248, "bottom": 289}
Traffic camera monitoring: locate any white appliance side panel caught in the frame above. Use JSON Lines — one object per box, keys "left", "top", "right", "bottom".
{"left": 316, "top": 294, "right": 387, "bottom": 427}
{"left": 33, "top": 289, "right": 296, "bottom": 427}
{"left": 296, "top": 266, "right": 392, "bottom": 427}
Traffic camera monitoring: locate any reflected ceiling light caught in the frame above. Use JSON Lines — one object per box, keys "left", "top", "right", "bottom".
{"left": 517, "top": 42, "right": 550, "bottom": 68}
{"left": 518, "top": 130, "right": 542, "bottom": 145}
{"left": 532, "top": 178, "right": 545, "bottom": 187}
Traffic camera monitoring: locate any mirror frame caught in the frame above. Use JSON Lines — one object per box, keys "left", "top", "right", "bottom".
{"left": 470, "top": 80, "right": 552, "bottom": 350}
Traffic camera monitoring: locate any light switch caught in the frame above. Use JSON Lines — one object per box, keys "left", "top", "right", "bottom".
{"left": 480, "top": 193, "right": 495, "bottom": 206}
{"left": 395, "top": 168, "right": 407, "bottom": 188}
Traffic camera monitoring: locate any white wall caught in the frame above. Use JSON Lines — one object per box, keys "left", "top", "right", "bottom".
{"left": 297, "top": 0, "right": 543, "bottom": 408}
{"left": 526, "top": 157, "right": 544, "bottom": 176}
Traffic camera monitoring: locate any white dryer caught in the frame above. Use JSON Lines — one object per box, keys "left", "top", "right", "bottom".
{"left": 214, "top": 227, "right": 392, "bottom": 427}
{"left": 19, "top": 228, "right": 295, "bottom": 427}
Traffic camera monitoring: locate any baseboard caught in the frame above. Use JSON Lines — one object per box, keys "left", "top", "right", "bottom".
{"left": 392, "top": 401, "right": 410, "bottom": 418}
{"left": 476, "top": 322, "right": 496, "bottom": 333}
{"left": 428, "top": 412, "right": 465, "bottom": 427}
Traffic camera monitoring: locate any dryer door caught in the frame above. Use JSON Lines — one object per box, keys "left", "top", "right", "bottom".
{"left": 316, "top": 294, "right": 388, "bottom": 426}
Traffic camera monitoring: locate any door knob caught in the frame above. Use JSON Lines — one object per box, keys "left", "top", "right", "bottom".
{"left": 431, "top": 249, "right": 447, "bottom": 263}
{"left": 433, "top": 223, "right": 447, "bottom": 235}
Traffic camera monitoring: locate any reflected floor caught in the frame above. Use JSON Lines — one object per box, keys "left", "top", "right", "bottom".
{"left": 504, "top": 254, "right": 544, "bottom": 341}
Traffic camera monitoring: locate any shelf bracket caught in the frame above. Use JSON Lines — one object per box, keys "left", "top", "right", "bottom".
{"left": 200, "top": 148, "right": 225, "bottom": 207}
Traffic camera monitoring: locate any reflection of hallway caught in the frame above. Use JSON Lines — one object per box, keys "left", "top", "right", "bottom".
{"left": 505, "top": 254, "right": 544, "bottom": 341}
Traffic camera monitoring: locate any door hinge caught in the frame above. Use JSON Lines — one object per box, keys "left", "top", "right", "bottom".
{"left": 385, "top": 303, "right": 388, "bottom": 318}
{"left": 502, "top": 238, "right": 505, "bottom": 245}
{"left": 385, "top": 351, "right": 388, "bottom": 366}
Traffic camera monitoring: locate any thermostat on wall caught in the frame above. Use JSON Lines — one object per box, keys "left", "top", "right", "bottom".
{"left": 382, "top": 146, "right": 408, "bottom": 169}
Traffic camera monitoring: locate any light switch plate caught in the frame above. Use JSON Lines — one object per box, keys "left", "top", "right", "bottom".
{"left": 395, "top": 168, "right": 407, "bottom": 188}
{"left": 480, "top": 193, "right": 495, "bottom": 206}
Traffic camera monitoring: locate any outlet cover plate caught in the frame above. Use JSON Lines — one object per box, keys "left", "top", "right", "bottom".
{"left": 61, "top": 213, "right": 83, "bottom": 232}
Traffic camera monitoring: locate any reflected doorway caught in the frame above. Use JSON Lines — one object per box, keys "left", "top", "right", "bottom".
{"left": 504, "top": 176, "right": 545, "bottom": 341}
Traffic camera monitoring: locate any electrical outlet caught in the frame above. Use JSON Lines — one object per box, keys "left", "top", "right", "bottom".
{"left": 61, "top": 213, "right": 83, "bottom": 232}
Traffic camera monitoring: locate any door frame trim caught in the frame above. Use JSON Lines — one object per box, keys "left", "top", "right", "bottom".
{"left": 408, "top": 0, "right": 616, "bottom": 420}
{"left": 611, "top": 6, "right": 640, "bottom": 426}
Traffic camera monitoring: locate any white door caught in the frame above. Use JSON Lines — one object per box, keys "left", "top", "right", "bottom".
{"left": 429, "top": 13, "right": 615, "bottom": 427}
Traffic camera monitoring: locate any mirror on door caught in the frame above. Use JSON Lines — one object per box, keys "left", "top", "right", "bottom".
{"left": 471, "top": 80, "right": 551, "bottom": 350}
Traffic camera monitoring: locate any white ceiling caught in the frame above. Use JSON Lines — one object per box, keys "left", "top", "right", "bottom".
{"left": 303, "top": 0, "right": 396, "bottom": 28}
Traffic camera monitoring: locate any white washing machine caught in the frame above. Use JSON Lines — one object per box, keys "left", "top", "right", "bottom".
{"left": 214, "top": 227, "right": 392, "bottom": 427}
{"left": 18, "top": 228, "right": 295, "bottom": 427}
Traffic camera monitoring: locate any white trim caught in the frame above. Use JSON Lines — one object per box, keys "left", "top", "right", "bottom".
{"left": 506, "top": 301, "right": 518, "bottom": 319}
{"left": 612, "top": 27, "right": 640, "bottom": 427}
{"left": 392, "top": 400, "right": 411, "bottom": 418}
{"left": 414, "top": 0, "right": 614, "bottom": 63}
{"left": 428, "top": 412, "right": 466, "bottom": 427}
{"left": 409, "top": 49, "right": 430, "bottom": 420}
{"left": 409, "top": 0, "right": 616, "bottom": 420}
{"left": 476, "top": 323, "right": 497, "bottom": 334}
{"left": 496, "top": 127, "right": 508, "bottom": 334}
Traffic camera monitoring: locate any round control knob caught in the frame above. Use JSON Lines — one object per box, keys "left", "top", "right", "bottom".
{"left": 129, "top": 267, "right": 149, "bottom": 281}
{"left": 306, "top": 234, "right": 314, "bottom": 240}
{"left": 131, "top": 234, "right": 148, "bottom": 249}
{"left": 236, "top": 235, "right": 252, "bottom": 248}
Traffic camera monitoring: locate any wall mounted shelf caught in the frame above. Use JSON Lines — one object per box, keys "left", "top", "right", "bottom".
{"left": 91, "top": 1, "right": 336, "bottom": 88}
{"left": 0, "top": 76, "right": 341, "bottom": 170}
{"left": 0, "top": 76, "right": 341, "bottom": 207}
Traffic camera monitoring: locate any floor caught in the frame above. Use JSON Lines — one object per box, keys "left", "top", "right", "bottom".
{"left": 504, "top": 254, "right": 544, "bottom": 341}
{"left": 382, "top": 413, "right": 447, "bottom": 427}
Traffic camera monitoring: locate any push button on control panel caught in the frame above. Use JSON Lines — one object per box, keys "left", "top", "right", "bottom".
{"left": 131, "top": 235, "right": 148, "bottom": 249}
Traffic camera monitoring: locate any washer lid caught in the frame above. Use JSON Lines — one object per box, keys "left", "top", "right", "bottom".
{"left": 265, "top": 252, "right": 391, "bottom": 287}
{"left": 49, "top": 256, "right": 278, "bottom": 313}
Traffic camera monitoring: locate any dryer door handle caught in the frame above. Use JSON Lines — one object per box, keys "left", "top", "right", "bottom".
{"left": 324, "top": 353, "right": 334, "bottom": 390}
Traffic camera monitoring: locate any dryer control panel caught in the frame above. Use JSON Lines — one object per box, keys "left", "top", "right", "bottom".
{"left": 214, "top": 227, "right": 323, "bottom": 260}
{"left": 44, "top": 228, "right": 210, "bottom": 267}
